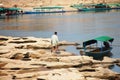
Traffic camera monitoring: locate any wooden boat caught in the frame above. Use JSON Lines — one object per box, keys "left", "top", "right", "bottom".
{"left": 24, "top": 6, "right": 65, "bottom": 14}
{"left": 83, "top": 36, "right": 114, "bottom": 59}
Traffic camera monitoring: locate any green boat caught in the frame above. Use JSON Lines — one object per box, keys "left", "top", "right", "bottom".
{"left": 81, "top": 3, "right": 111, "bottom": 11}
{"left": 83, "top": 36, "right": 114, "bottom": 59}
{"left": 0, "top": 7, "right": 23, "bottom": 16}
{"left": 107, "top": 3, "right": 120, "bottom": 9}
{"left": 71, "top": 3, "right": 111, "bottom": 11}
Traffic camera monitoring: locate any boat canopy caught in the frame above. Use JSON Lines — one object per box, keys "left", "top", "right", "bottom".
{"left": 83, "top": 39, "right": 97, "bottom": 47}
{"left": 96, "top": 3, "right": 106, "bottom": 6}
{"left": 94, "top": 36, "right": 114, "bottom": 42}
{"left": 107, "top": 3, "right": 120, "bottom": 7}
{"left": 7, "top": 7, "right": 22, "bottom": 11}
{"left": 83, "top": 36, "right": 114, "bottom": 47}
{"left": 70, "top": 4, "right": 84, "bottom": 9}
{"left": 0, "top": 8, "right": 3, "bottom": 11}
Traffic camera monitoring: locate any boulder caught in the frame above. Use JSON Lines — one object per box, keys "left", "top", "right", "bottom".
{"left": 10, "top": 53, "right": 24, "bottom": 59}
{"left": 102, "top": 57, "right": 116, "bottom": 63}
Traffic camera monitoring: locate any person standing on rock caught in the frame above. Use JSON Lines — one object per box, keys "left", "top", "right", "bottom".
{"left": 51, "top": 32, "right": 59, "bottom": 53}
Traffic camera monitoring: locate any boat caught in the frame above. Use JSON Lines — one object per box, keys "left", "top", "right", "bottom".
{"left": 107, "top": 3, "right": 120, "bottom": 9}
{"left": 0, "top": 7, "right": 23, "bottom": 16}
{"left": 24, "top": 6, "right": 65, "bottom": 14}
{"left": 71, "top": 3, "right": 111, "bottom": 11}
{"left": 79, "top": 3, "right": 111, "bottom": 11}
{"left": 83, "top": 36, "right": 114, "bottom": 59}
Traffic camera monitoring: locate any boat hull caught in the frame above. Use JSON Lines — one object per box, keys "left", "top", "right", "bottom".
{"left": 78, "top": 8, "right": 111, "bottom": 11}
{"left": 24, "top": 11, "right": 66, "bottom": 14}
{"left": 85, "top": 47, "right": 112, "bottom": 59}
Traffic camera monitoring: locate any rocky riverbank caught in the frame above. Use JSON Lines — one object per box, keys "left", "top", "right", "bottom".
{"left": 0, "top": 0, "right": 120, "bottom": 8}
{"left": 0, "top": 35, "right": 120, "bottom": 80}
{"left": 0, "top": 0, "right": 120, "bottom": 12}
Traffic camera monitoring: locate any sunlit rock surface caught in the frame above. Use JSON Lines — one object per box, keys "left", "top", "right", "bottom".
{"left": 0, "top": 35, "right": 120, "bottom": 80}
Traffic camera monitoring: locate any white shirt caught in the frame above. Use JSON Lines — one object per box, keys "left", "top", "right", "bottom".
{"left": 51, "top": 34, "right": 59, "bottom": 46}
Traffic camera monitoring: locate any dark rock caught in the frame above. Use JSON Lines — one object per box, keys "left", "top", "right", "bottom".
{"left": 31, "top": 64, "right": 46, "bottom": 66}
{"left": 11, "top": 68, "right": 21, "bottom": 70}
{"left": 22, "top": 52, "right": 31, "bottom": 61}
{"left": 12, "top": 75, "right": 16, "bottom": 79}
{"left": 26, "top": 45, "right": 51, "bottom": 49}
{"left": 37, "top": 78, "right": 46, "bottom": 80}
{"left": 22, "top": 58, "right": 31, "bottom": 61}
{"left": 24, "top": 52, "right": 30, "bottom": 58}
{"left": 15, "top": 45, "right": 24, "bottom": 49}
{"left": 0, "top": 38, "right": 8, "bottom": 41}
{"left": 79, "top": 68, "right": 96, "bottom": 72}
{"left": 9, "top": 40, "right": 37, "bottom": 44}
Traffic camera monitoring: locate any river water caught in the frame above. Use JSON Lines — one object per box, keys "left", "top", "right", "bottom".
{"left": 0, "top": 10, "right": 120, "bottom": 72}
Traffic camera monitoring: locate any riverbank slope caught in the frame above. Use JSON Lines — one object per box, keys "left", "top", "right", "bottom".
{"left": 0, "top": 0, "right": 120, "bottom": 11}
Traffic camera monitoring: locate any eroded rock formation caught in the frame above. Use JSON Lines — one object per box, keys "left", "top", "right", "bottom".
{"left": 0, "top": 35, "right": 120, "bottom": 80}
